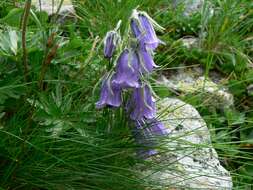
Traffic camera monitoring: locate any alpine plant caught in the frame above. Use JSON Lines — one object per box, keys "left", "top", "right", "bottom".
{"left": 96, "top": 9, "right": 168, "bottom": 158}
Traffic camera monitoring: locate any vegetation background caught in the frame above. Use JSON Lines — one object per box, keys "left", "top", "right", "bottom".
{"left": 0, "top": 0, "right": 252, "bottom": 189}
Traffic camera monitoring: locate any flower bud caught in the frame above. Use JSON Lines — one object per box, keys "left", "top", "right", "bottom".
{"left": 103, "top": 30, "right": 120, "bottom": 59}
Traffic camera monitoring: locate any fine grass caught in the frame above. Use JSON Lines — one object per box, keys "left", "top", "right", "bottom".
{"left": 0, "top": 0, "right": 252, "bottom": 189}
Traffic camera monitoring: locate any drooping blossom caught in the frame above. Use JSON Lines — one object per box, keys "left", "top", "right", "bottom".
{"left": 146, "top": 118, "right": 170, "bottom": 135}
{"left": 130, "top": 10, "right": 164, "bottom": 50}
{"left": 132, "top": 120, "right": 157, "bottom": 158}
{"left": 127, "top": 85, "right": 156, "bottom": 120}
{"left": 132, "top": 118, "right": 169, "bottom": 158}
{"left": 103, "top": 30, "right": 121, "bottom": 59}
{"left": 113, "top": 49, "right": 141, "bottom": 89}
{"left": 137, "top": 46, "right": 158, "bottom": 73}
{"left": 96, "top": 10, "right": 168, "bottom": 159}
{"left": 96, "top": 74, "right": 122, "bottom": 109}
{"left": 134, "top": 119, "right": 169, "bottom": 141}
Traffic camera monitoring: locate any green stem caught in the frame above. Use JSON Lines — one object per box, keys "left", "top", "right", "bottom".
{"left": 52, "top": 0, "right": 64, "bottom": 22}
{"left": 39, "top": 0, "right": 42, "bottom": 11}
{"left": 55, "top": 0, "right": 64, "bottom": 15}
{"left": 74, "top": 36, "right": 99, "bottom": 78}
{"left": 52, "top": 0, "right": 55, "bottom": 14}
{"left": 21, "top": 0, "right": 32, "bottom": 82}
{"left": 38, "top": 62, "right": 49, "bottom": 90}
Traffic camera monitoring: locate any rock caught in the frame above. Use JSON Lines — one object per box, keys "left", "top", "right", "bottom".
{"left": 247, "top": 84, "right": 253, "bottom": 96}
{"left": 181, "top": 37, "right": 198, "bottom": 48}
{"left": 33, "top": 0, "right": 74, "bottom": 15}
{"left": 173, "top": 0, "right": 213, "bottom": 17}
{"left": 158, "top": 67, "right": 234, "bottom": 109}
{"left": 173, "top": 0, "right": 204, "bottom": 16}
{"left": 142, "top": 98, "right": 233, "bottom": 189}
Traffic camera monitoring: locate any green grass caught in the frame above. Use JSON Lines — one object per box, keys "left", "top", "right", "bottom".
{"left": 153, "top": 0, "right": 253, "bottom": 188}
{"left": 0, "top": 0, "right": 253, "bottom": 189}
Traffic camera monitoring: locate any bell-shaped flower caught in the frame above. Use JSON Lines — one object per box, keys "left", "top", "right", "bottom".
{"left": 96, "top": 73, "right": 122, "bottom": 109}
{"left": 134, "top": 118, "right": 169, "bottom": 140}
{"left": 130, "top": 10, "right": 164, "bottom": 50}
{"left": 145, "top": 118, "right": 170, "bottom": 136}
{"left": 132, "top": 118, "right": 168, "bottom": 158}
{"left": 103, "top": 30, "right": 121, "bottom": 59}
{"left": 128, "top": 85, "right": 156, "bottom": 120}
{"left": 137, "top": 46, "right": 158, "bottom": 73}
{"left": 132, "top": 120, "right": 157, "bottom": 158}
{"left": 113, "top": 49, "right": 141, "bottom": 89}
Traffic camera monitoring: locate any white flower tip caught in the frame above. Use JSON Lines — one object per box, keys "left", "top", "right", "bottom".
{"left": 131, "top": 9, "right": 139, "bottom": 19}
{"left": 160, "top": 39, "right": 166, "bottom": 45}
{"left": 115, "top": 20, "right": 122, "bottom": 31}
{"left": 140, "top": 11, "right": 165, "bottom": 32}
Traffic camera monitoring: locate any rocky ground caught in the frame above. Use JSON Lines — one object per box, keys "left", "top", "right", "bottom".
{"left": 33, "top": 0, "right": 74, "bottom": 14}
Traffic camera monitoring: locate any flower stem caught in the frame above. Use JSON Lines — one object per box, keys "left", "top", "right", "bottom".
{"left": 21, "top": 0, "right": 32, "bottom": 81}
{"left": 51, "top": 0, "right": 64, "bottom": 22}
{"left": 38, "top": 44, "right": 59, "bottom": 90}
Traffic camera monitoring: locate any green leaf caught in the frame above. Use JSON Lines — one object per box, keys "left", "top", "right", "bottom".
{"left": 225, "top": 109, "right": 245, "bottom": 126}
{"left": 240, "top": 163, "right": 253, "bottom": 177}
{"left": 228, "top": 80, "right": 246, "bottom": 97}
{"left": 0, "top": 29, "right": 19, "bottom": 56}
{"left": 154, "top": 86, "right": 172, "bottom": 98}
{"left": 8, "top": 30, "right": 18, "bottom": 55}
{"left": 0, "top": 8, "right": 23, "bottom": 27}
{"left": 240, "top": 128, "right": 253, "bottom": 144}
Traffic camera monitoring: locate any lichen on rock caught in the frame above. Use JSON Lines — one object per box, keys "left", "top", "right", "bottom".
{"left": 172, "top": 0, "right": 204, "bottom": 16}
{"left": 158, "top": 67, "right": 234, "bottom": 109}
{"left": 140, "top": 98, "right": 233, "bottom": 189}
{"left": 33, "top": 0, "right": 74, "bottom": 14}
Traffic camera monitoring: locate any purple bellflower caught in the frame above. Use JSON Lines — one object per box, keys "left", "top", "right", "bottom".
{"left": 103, "top": 30, "right": 121, "bottom": 59}
{"left": 134, "top": 119, "right": 168, "bottom": 141}
{"left": 96, "top": 74, "right": 122, "bottom": 109}
{"left": 128, "top": 85, "right": 156, "bottom": 120}
{"left": 130, "top": 10, "right": 164, "bottom": 51}
{"left": 132, "top": 120, "right": 157, "bottom": 158}
{"left": 96, "top": 10, "right": 168, "bottom": 159}
{"left": 133, "top": 118, "right": 169, "bottom": 158}
{"left": 144, "top": 118, "right": 170, "bottom": 136}
{"left": 113, "top": 49, "right": 141, "bottom": 89}
{"left": 138, "top": 46, "right": 158, "bottom": 73}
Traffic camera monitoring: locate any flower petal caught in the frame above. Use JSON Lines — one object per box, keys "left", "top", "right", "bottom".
{"left": 96, "top": 74, "right": 122, "bottom": 109}
{"left": 113, "top": 49, "right": 141, "bottom": 89}
{"left": 128, "top": 85, "right": 156, "bottom": 120}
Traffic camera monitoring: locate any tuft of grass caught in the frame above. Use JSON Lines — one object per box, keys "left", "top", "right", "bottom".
{"left": 0, "top": 0, "right": 253, "bottom": 189}
{"left": 153, "top": 0, "right": 253, "bottom": 188}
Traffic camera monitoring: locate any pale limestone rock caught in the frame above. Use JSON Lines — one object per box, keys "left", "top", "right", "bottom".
{"left": 247, "top": 84, "right": 253, "bottom": 96}
{"left": 158, "top": 67, "right": 234, "bottom": 109}
{"left": 181, "top": 37, "right": 198, "bottom": 48}
{"left": 173, "top": 0, "right": 213, "bottom": 19}
{"left": 142, "top": 98, "right": 233, "bottom": 189}
{"left": 33, "top": 0, "right": 74, "bottom": 14}
{"left": 173, "top": 0, "right": 204, "bottom": 16}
